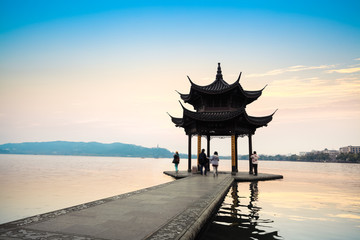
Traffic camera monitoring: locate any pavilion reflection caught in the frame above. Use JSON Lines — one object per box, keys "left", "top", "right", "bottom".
{"left": 197, "top": 182, "right": 283, "bottom": 240}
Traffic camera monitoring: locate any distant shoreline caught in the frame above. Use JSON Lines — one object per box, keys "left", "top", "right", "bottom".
{"left": 1, "top": 141, "right": 359, "bottom": 163}
{"left": 0, "top": 152, "right": 359, "bottom": 164}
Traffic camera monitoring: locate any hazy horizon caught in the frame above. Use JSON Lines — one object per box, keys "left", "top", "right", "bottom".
{"left": 0, "top": 139, "right": 351, "bottom": 157}
{"left": 1, "top": 1, "right": 359, "bottom": 156}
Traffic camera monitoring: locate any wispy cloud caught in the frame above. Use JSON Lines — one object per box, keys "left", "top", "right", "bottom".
{"left": 327, "top": 67, "right": 360, "bottom": 74}
{"left": 328, "top": 214, "right": 360, "bottom": 220}
{"left": 260, "top": 73, "right": 360, "bottom": 122}
{"left": 248, "top": 60, "right": 360, "bottom": 78}
{"left": 265, "top": 76, "right": 360, "bottom": 98}
{"left": 247, "top": 65, "right": 334, "bottom": 77}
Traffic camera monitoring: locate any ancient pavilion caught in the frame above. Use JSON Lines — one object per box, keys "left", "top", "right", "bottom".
{"left": 168, "top": 63, "right": 276, "bottom": 174}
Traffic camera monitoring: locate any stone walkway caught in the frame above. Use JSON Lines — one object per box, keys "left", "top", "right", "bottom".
{"left": 0, "top": 174, "right": 234, "bottom": 240}
{"left": 164, "top": 171, "right": 283, "bottom": 182}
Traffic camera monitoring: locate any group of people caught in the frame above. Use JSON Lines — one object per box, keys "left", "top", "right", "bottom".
{"left": 198, "top": 149, "right": 219, "bottom": 177}
{"left": 172, "top": 149, "right": 260, "bottom": 176}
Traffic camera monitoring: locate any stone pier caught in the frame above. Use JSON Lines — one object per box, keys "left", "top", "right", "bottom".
{"left": 0, "top": 172, "right": 282, "bottom": 240}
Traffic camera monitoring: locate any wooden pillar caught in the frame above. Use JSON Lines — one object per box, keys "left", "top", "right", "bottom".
{"left": 207, "top": 135, "right": 211, "bottom": 171}
{"left": 197, "top": 135, "right": 201, "bottom": 170}
{"left": 231, "top": 135, "right": 236, "bottom": 174}
{"left": 188, "top": 134, "right": 192, "bottom": 172}
{"left": 207, "top": 135, "right": 210, "bottom": 158}
{"left": 248, "top": 134, "right": 253, "bottom": 174}
{"left": 235, "top": 134, "right": 238, "bottom": 172}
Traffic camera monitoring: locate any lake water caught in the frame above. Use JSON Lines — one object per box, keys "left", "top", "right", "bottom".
{"left": 0, "top": 154, "right": 359, "bottom": 239}
{"left": 198, "top": 161, "right": 360, "bottom": 240}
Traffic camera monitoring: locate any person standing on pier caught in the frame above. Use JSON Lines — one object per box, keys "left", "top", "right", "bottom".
{"left": 173, "top": 151, "right": 180, "bottom": 173}
{"left": 210, "top": 151, "right": 219, "bottom": 177}
{"left": 251, "top": 151, "right": 259, "bottom": 176}
{"left": 199, "top": 149, "right": 208, "bottom": 176}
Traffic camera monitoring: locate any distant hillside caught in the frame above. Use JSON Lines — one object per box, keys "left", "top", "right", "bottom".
{"left": 0, "top": 141, "right": 173, "bottom": 158}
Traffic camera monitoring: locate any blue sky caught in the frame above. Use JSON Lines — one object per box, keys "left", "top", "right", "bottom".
{"left": 1, "top": 0, "right": 360, "bottom": 32}
{"left": 1, "top": 0, "right": 360, "bottom": 31}
{"left": 0, "top": 1, "right": 359, "bottom": 155}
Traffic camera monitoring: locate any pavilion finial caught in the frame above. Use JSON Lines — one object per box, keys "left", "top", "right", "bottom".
{"left": 216, "top": 62, "right": 223, "bottom": 80}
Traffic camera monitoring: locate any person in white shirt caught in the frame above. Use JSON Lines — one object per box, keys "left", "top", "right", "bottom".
{"left": 210, "top": 151, "right": 220, "bottom": 177}
{"left": 251, "top": 151, "right": 259, "bottom": 176}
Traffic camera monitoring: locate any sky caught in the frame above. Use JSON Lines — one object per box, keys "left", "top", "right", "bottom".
{"left": 0, "top": 0, "right": 359, "bottom": 156}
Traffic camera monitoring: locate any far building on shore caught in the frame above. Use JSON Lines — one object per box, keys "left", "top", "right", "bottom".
{"left": 339, "top": 145, "right": 360, "bottom": 154}
{"left": 300, "top": 145, "right": 360, "bottom": 159}
{"left": 304, "top": 148, "right": 339, "bottom": 155}
{"left": 307, "top": 148, "right": 339, "bottom": 160}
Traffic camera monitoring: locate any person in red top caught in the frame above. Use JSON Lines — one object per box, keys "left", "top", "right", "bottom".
{"left": 251, "top": 151, "right": 259, "bottom": 176}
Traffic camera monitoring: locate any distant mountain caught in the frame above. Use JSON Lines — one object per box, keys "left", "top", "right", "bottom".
{"left": 0, "top": 141, "right": 173, "bottom": 158}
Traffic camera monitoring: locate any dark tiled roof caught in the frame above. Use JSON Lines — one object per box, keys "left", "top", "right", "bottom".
{"left": 183, "top": 108, "right": 244, "bottom": 122}
{"left": 170, "top": 117, "right": 183, "bottom": 126}
{"left": 245, "top": 114, "right": 273, "bottom": 126}
{"left": 180, "top": 63, "right": 264, "bottom": 102}
{"left": 170, "top": 105, "right": 275, "bottom": 126}
{"left": 191, "top": 77, "right": 230, "bottom": 92}
{"left": 187, "top": 63, "right": 234, "bottom": 93}
{"left": 179, "top": 84, "right": 263, "bottom": 107}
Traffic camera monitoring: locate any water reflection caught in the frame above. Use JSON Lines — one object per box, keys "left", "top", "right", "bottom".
{"left": 198, "top": 182, "right": 283, "bottom": 240}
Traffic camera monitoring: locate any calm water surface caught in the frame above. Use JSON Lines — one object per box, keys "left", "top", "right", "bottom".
{"left": 199, "top": 161, "right": 360, "bottom": 240}
{"left": 0, "top": 154, "right": 175, "bottom": 224}
{"left": 0, "top": 155, "right": 359, "bottom": 240}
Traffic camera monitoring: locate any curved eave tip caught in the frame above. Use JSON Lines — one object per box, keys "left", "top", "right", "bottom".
{"left": 187, "top": 75, "right": 194, "bottom": 84}
{"left": 178, "top": 100, "right": 186, "bottom": 109}
{"left": 262, "top": 84, "right": 268, "bottom": 91}
{"left": 271, "top": 109, "right": 278, "bottom": 116}
{"left": 236, "top": 72, "right": 242, "bottom": 82}
{"left": 166, "top": 112, "right": 173, "bottom": 118}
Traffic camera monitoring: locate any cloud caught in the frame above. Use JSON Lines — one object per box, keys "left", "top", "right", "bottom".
{"left": 327, "top": 67, "right": 360, "bottom": 74}
{"left": 265, "top": 76, "right": 360, "bottom": 98}
{"left": 247, "top": 65, "right": 334, "bottom": 77}
{"left": 328, "top": 214, "right": 360, "bottom": 220}
{"left": 259, "top": 74, "right": 360, "bottom": 122}
{"left": 248, "top": 60, "right": 360, "bottom": 103}
{"left": 247, "top": 60, "right": 360, "bottom": 78}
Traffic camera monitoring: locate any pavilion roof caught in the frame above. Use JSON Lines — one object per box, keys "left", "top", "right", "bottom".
{"left": 168, "top": 63, "right": 276, "bottom": 136}
{"left": 168, "top": 103, "right": 276, "bottom": 135}
{"left": 179, "top": 63, "right": 265, "bottom": 104}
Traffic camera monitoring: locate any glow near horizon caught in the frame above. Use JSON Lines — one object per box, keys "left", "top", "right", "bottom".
{"left": 0, "top": 1, "right": 359, "bottom": 155}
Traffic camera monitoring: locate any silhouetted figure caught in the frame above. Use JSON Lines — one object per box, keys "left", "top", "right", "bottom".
{"left": 172, "top": 151, "right": 180, "bottom": 173}
{"left": 198, "top": 149, "right": 208, "bottom": 175}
